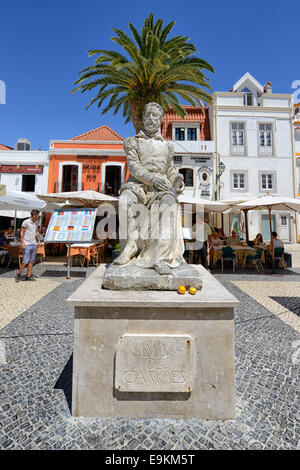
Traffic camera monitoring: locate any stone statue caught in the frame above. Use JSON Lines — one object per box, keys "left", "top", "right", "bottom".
{"left": 113, "top": 102, "right": 185, "bottom": 275}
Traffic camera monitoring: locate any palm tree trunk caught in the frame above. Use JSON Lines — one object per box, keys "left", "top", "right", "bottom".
{"left": 130, "top": 100, "right": 144, "bottom": 134}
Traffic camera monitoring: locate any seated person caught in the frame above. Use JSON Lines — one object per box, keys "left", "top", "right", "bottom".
{"left": 0, "top": 234, "right": 10, "bottom": 266}
{"left": 4, "top": 226, "right": 14, "bottom": 240}
{"left": 268, "top": 231, "right": 284, "bottom": 253}
{"left": 214, "top": 227, "right": 225, "bottom": 239}
{"left": 210, "top": 231, "right": 223, "bottom": 246}
{"left": 226, "top": 230, "right": 242, "bottom": 246}
{"left": 209, "top": 231, "right": 223, "bottom": 267}
{"left": 15, "top": 228, "right": 21, "bottom": 241}
{"left": 254, "top": 233, "right": 265, "bottom": 247}
{"left": 39, "top": 226, "right": 47, "bottom": 241}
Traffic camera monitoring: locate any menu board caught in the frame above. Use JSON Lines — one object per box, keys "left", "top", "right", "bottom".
{"left": 44, "top": 208, "right": 96, "bottom": 243}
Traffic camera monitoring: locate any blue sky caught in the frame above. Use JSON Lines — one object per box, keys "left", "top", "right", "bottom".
{"left": 0, "top": 0, "right": 299, "bottom": 149}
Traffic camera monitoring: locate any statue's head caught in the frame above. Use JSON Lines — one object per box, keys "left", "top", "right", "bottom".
{"left": 142, "top": 102, "right": 164, "bottom": 135}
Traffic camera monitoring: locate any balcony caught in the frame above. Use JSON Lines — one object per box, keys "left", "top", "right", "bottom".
{"left": 171, "top": 140, "right": 215, "bottom": 154}
{"left": 52, "top": 181, "right": 120, "bottom": 197}
{"left": 52, "top": 181, "right": 101, "bottom": 193}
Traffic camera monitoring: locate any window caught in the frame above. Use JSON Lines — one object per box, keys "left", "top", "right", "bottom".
{"left": 259, "top": 123, "right": 273, "bottom": 155}
{"left": 259, "top": 124, "right": 272, "bottom": 146}
{"left": 261, "top": 173, "right": 273, "bottom": 190}
{"left": 244, "top": 93, "right": 253, "bottom": 106}
{"left": 187, "top": 128, "right": 197, "bottom": 141}
{"left": 175, "top": 128, "right": 185, "bottom": 141}
{"left": 233, "top": 173, "right": 245, "bottom": 189}
{"left": 232, "top": 123, "right": 244, "bottom": 145}
{"left": 105, "top": 165, "right": 121, "bottom": 196}
{"left": 62, "top": 165, "right": 78, "bottom": 192}
{"left": 179, "top": 168, "right": 193, "bottom": 187}
{"left": 22, "top": 174, "right": 35, "bottom": 192}
{"left": 281, "top": 216, "right": 287, "bottom": 226}
{"left": 231, "top": 123, "right": 245, "bottom": 155}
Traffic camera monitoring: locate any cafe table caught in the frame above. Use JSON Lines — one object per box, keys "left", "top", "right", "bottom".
{"left": 67, "top": 243, "right": 99, "bottom": 267}
{"left": 211, "top": 245, "right": 265, "bottom": 265}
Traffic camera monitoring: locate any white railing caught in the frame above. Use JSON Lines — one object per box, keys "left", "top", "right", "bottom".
{"left": 171, "top": 140, "right": 215, "bottom": 154}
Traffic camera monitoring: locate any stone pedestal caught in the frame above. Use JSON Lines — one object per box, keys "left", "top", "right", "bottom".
{"left": 67, "top": 264, "right": 239, "bottom": 420}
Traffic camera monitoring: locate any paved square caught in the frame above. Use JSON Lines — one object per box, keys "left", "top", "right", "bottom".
{"left": 0, "top": 264, "right": 299, "bottom": 450}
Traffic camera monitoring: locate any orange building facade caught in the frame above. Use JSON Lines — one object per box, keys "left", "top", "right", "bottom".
{"left": 48, "top": 125, "right": 126, "bottom": 196}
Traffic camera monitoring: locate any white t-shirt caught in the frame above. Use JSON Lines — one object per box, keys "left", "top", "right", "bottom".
{"left": 192, "top": 222, "right": 212, "bottom": 242}
{"left": 273, "top": 238, "right": 283, "bottom": 249}
{"left": 21, "top": 218, "right": 39, "bottom": 245}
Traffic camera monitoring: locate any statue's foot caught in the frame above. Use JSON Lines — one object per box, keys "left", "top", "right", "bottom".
{"left": 113, "top": 241, "right": 138, "bottom": 265}
{"left": 154, "top": 262, "right": 172, "bottom": 275}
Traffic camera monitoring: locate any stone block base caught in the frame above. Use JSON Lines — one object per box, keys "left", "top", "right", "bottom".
{"left": 67, "top": 264, "right": 238, "bottom": 420}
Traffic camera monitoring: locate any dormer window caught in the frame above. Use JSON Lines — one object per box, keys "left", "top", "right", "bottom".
{"left": 242, "top": 88, "right": 253, "bottom": 106}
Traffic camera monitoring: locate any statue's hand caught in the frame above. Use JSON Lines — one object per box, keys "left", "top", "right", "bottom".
{"left": 153, "top": 175, "right": 172, "bottom": 191}
{"left": 173, "top": 173, "right": 185, "bottom": 193}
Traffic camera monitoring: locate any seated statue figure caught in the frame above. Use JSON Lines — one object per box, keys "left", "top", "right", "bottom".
{"left": 114, "top": 102, "right": 185, "bottom": 275}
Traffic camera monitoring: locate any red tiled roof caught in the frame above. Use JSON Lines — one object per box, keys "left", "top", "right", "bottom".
{"left": 70, "top": 125, "right": 124, "bottom": 141}
{"left": 162, "top": 105, "right": 211, "bottom": 140}
{"left": 0, "top": 144, "right": 13, "bottom": 150}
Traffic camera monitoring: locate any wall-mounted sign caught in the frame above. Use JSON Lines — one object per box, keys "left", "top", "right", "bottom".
{"left": 191, "top": 156, "right": 211, "bottom": 163}
{"left": 0, "top": 165, "right": 43, "bottom": 174}
{"left": 77, "top": 155, "right": 106, "bottom": 160}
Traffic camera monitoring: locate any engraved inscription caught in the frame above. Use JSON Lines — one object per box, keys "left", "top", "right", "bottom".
{"left": 115, "top": 334, "right": 194, "bottom": 393}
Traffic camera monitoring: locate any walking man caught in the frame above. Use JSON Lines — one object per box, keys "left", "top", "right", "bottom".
{"left": 15, "top": 209, "right": 41, "bottom": 282}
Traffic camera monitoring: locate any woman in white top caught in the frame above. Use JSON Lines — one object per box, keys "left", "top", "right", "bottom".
{"left": 254, "top": 233, "right": 266, "bottom": 247}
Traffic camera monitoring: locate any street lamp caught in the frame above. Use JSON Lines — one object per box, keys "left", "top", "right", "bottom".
{"left": 214, "top": 155, "right": 226, "bottom": 201}
{"left": 218, "top": 161, "right": 225, "bottom": 177}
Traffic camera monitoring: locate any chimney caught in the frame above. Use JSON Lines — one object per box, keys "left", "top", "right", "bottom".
{"left": 264, "top": 81, "right": 273, "bottom": 94}
{"left": 16, "top": 138, "right": 31, "bottom": 151}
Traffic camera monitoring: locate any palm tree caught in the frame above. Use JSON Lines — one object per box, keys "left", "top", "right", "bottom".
{"left": 72, "top": 13, "right": 214, "bottom": 133}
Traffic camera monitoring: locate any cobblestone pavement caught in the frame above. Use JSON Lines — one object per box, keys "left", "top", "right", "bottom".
{"left": 0, "top": 263, "right": 299, "bottom": 450}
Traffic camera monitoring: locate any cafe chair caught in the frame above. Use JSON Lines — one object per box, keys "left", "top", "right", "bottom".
{"left": 243, "top": 247, "right": 264, "bottom": 272}
{"left": 274, "top": 247, "right": 286, "bottom": 271}
{"left": 7, "top": 246, "right": 22, "bottom": 268}
{"left": 90, "top": 242, "right": 105, "bottom": 266}
{"left": 221, "top": 246, "right": 237, "bottom": 272}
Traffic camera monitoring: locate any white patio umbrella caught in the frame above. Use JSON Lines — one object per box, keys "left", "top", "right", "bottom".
{"left": 0, "top": 190, "right": 48, "bottom": 240}
{"left": 37, "top": 189, "right": 118, "bottom": 207}
{"left": 237, "top": 194, "right": 300, "bottom": 260}
{"left": 178, "top": 194, "right": 231, "bottom": 212}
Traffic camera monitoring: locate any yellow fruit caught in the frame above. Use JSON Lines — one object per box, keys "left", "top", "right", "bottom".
{"left": 189, "top": 287, "right": 197, "bottom": 295}
{"left": 177, "top": 285, "right": 186, "bottom": 295}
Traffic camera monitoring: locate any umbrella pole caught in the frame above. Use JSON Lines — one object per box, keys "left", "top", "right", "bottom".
{"left": 67, "top": 243, "right": 71, "bottom": 279}
{"left": 14, "top": 210, "right": 17, "bottom": 241}
{"left": 268, "top": 206, "right": 276, "bottom": 274}
{"left": 244, "top": 209, "right": 249, "bottom": 244}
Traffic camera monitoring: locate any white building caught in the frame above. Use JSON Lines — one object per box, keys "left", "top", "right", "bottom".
{"left": 210, "top": 73, "right": 297, "bottom": 242}
{"left": 0, "top": 139, "right": 49, "bottom": 198}
{"left": 172, "top": 140, "right": 215, "bottom": 200}
{"left": 294, "top": 103, "right": 300, "bottom": 241}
